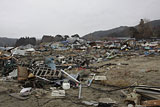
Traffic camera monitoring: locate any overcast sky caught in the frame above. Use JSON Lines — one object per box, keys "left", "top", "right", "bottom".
{"left": 0, "top": 0, "right": 160, "bottom": 38}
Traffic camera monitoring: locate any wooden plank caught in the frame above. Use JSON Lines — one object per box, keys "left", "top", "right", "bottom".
{"left": 142, "top": 100, "right": 160, "bottom": 106}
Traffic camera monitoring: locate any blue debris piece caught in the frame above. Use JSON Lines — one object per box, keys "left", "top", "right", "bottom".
{"left": 144, "top": 46, "right": 152, "bottom": 50}
{"left": 144, "top": 51, "right": 150, "bottom": 56}
{"left": 45, "top": 57, "right": 56, "bottom": 70}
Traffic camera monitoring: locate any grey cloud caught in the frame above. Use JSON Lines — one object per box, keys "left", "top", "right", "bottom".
{"left": 0, "top": 0, "right": 160, "bottom": 38}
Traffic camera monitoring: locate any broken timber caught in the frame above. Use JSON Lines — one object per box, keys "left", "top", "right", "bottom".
{"left": 30, "top": 66, "right": 61, "bottom": 79}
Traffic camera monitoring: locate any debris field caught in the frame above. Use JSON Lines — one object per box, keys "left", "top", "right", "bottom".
{"left": 0, "top": 39, "right": 160, "bottom": 107}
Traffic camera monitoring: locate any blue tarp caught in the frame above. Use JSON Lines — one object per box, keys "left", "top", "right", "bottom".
{"left": 45, "top": 57, "right": 56, "bottom": 70}
{"left": 144, "top": 46, "right": 152, "bottom": 50}
{"left": 61, "top": 41, "right": 68, "bottom": 44}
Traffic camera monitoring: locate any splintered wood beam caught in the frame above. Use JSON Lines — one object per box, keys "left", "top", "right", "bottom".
{"left": 142, "top": 100, "right": 160, "bottom": 106}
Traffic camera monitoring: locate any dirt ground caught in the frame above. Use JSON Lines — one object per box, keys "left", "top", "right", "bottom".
{"left": 0, "top": 55, "right": 160, "bottom": 107}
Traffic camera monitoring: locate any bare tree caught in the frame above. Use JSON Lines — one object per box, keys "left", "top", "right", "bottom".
{"left": 137, "top": 19, "right": 153, "bottom": 39}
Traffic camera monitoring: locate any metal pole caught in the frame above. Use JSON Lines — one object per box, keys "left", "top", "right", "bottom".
{"left": 78, "top": 84, "right": 82, "bottom": 99}
{"left": 61, "top": 69, "right": 81, "bottom": 98}
{"left": 61, "top": 69, "right": 80, "bottom": 84}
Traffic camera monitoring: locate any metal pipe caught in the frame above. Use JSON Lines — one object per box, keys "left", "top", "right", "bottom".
{"left": 61, "top": 69, "right": 80, "bottom": 84}
{"left": 78, "top": 84, "right": 82, "bottom": 99}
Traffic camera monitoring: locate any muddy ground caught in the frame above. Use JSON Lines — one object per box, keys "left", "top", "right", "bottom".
{"left": 0, "top": 55, "right": 160, "bottom": 107}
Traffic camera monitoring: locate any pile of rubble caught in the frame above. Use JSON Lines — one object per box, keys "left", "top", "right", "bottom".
{"left": 0, "top": 39, "right": 160, "bottom": 107}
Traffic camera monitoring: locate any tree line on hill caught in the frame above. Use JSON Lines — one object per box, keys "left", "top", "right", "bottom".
{"left": 83, "top": 19, "right": 160, "bottom": 41}
{"left": 15, "top": 34, "right": 80, "bottom": 46}
{"left": 3, "top": 19, "right": 160, "bottom": 47}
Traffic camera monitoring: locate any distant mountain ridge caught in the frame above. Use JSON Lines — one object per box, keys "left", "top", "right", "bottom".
{"left": 0, "top": 37, "right": 17, "bottom": 47}
{"left": 0, "top": 19, "right": 160, "bottom": 46}
{"left": 83, "top": 19, "right": 160, "bottom": 40}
